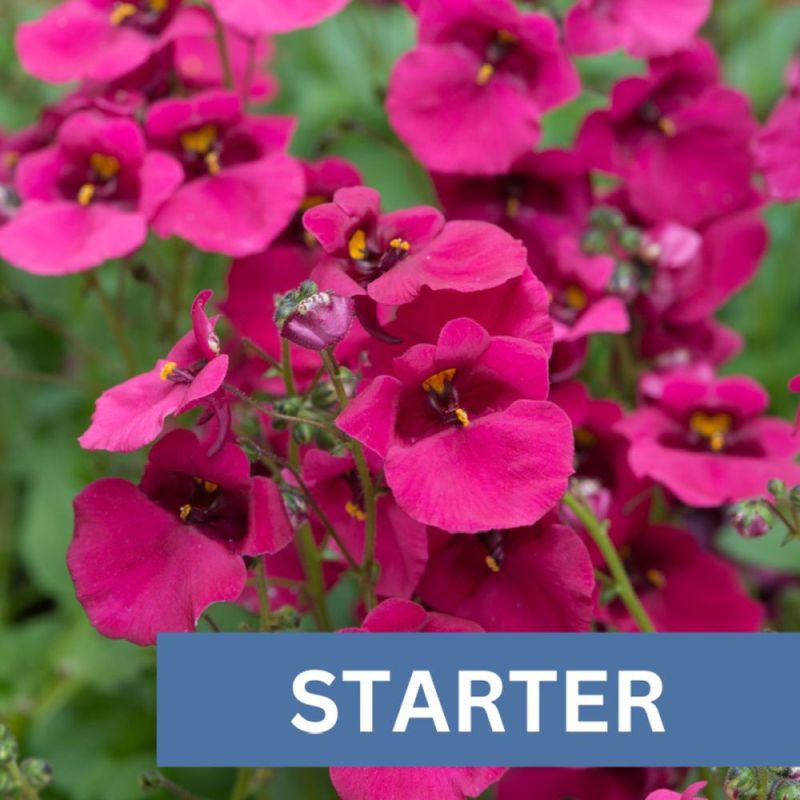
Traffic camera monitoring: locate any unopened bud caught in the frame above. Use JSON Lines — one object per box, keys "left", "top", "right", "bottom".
{"left": 725, "top": 767, "right": 759, "bottom": 799}
{"left": 0, "top": 724, "right": 18, "bottom": 765}
{"left": 275, "top": 281, "right": 354, "bottom": 351}
{"left": 139, "top": 769, "right": 164, "bottom": 792}
{"left": 790, "top": 485, "right": 800, "bottom": 511}
{"left": 773, "top": 780, "right": 800, "bottom": 800}
{"left": 20, "top": 758, "right": 53, "bottom": 790}
{"left": 617, "top": 226, "right": 642, "bottom": 253}
{"left": 588, "top": 205, "right": 625, "bottom": 231}
{"left": 769, "top": 479, "right": 788, "bottom": 499}
{"left": 729, "top": 501, "right": 772, "bottom": 539}
{"left": 581, "top": 228, "right": 609, "bottom": 255}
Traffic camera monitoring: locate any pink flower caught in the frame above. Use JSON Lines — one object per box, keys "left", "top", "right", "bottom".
{"left": 417, "top": 519, "right": 595, "bottom": 632}
{"left": 756, "top": 83, "right": 800, "bottom": 201}
{"left": 617, "top": 371, "right": 800, "bottom": 507}
{"left": 433, "top": 149, "right": 592, "bottom": 267}
{"left": 790, "top": 374, "right": 800, "bottom": 427}
{"left": 548, "top": 237, "right": 630, "bottom": 343}
{"left": 330, "top": 599, "right": 506, "bottom": 800}
{"left": 0, "top": 110, "right": 181, "bottom": 275}
{"left": 498, "top": 768, "right": 680, "bottom": 800}
{"left": 146, "top": 90, "right": 304, "bottom": 256}
{"left": 79, "top": 290, "right": 229, "bottom": 452}
{"left": 276, "top": 281, "right": 355, "bottom": 352}
{"left": 386, "top": 0, "right": 579, "bottom": 174}
{"left": 577, "top": 42, "right": 758, "bottom": 227}
{"left": 598, "top": 525, "right": 764, "bottom": 632}
{"left": 565, "top": 0, "right": 711, "bottom": 59}
{"left": 16, "top": 0, "right": 185, "bottom": 84}
{"left": 303, "top": 451, "right": 428, "bottom": 598}
{"left": 646, "top": 781, "right": 708, "bottom": 800}
{"left": 69, "top": 429, "right": 293, "bottom": 645}
{"left": 336, "top": 317, "right": 574, "bottom": 532}
{"left": 304, "top": 186, "right": 529, "bottom": 306}
{"left": 638, "top": 210, "right": 767, "bottom": 325}
{"left": 208, "top": 0, "right": 350, "bottom": 38}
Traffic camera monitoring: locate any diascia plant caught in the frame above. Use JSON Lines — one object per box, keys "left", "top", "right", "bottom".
{"left": 2, "top": 0, "right": 800, "bottom": 799}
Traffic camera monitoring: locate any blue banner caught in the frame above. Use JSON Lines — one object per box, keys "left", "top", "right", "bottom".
{"left": 157, "top": 633, "right": 798, "bottom": 767}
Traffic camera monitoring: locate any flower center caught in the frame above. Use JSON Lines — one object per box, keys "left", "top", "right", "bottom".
{"left": 479, "top": 531, "right": 505, "bottom": 573}
{"left": 178, "top": 477, "right": 221, "bottom": 525}
{"left": 346, "top": 231, "right": 412, "bottom": 283}
{"left": 109, "top": 0, "right": 168, "bottom": 26}
{"left": 476, "top": 29, "right": 518, "bottom": 86}
{"left": 180, "top": 124, "right": 222, "bottom": 175}
{"left": 689, "top": 410, "right": 732, "bottom": 453}
{"left": 77, "top": 152, "right": 121, "bottom": 206}
{"left": 422, "top": 368, "right": 470, "bottom": 428}
{"left": 637, "top": 100, "right": 677, "bottom": 137}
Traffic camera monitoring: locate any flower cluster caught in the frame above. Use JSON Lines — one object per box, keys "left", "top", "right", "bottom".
{"left": 3, "top": 0, "right": 800, "bottom": 798}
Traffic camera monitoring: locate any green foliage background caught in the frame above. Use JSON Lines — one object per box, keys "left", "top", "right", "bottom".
{"left": 0, "top": 1, "right": 799, "bottom": 797}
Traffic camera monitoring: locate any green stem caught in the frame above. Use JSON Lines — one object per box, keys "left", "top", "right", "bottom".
{"left": 229, "top": 767, "right": 254, "bottom": 800}
{"left": 321, "top": 349, "right": 378, "bottom": 609}
{"left": 254, "top": 557, "right": 271, "bottom": 632}
{"left": 7, "top": 761, "right": 38, "bottom": 800}
{"left": 86, "top": 273, "right": 137, "bottom": 374}
{"left": 757, "top": 768, "right": 770, "bottom": 800}
{"left": 562, "top": 492, "right": 656, "bottom": 633}
{"left": 295, "top": 521, "right": 333, "bottom": 630}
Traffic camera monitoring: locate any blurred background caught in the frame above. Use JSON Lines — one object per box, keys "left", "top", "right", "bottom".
{"left": 1, "top": 1, "right": 800, "bottom": 797}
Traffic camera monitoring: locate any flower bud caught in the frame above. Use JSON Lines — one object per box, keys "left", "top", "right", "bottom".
{"left": 275, "top": 281, "right": 354, "bottom": 351}
{"left": 618, "top": 225, "right": 642, "bottom": 253}
{"left": 790, "top": 485, "right": 800, "bottom": 511}
{"left": 725, "top": 767, "right": 759, "bottom": 799}
{"left": 772, "top": 780, "right": 800, "bottom": 800}
{"left": 0, "top": 724, "right": 18, "bottom": 765}
{"left": 729, "top": 501, "right": 772, "bottom": 539}
{"left": 139, "top": 769, "right": 164, "bottom": 793}
{"left": 20, "top": 758, "right": 53, "bottom": 790}
{"left": 769, "top": 479, "right": 788, "bottom": 499}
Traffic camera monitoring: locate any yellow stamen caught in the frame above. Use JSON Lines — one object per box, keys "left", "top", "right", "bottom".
{"left": 574, "top": 427, "right": 598, "bottom": 448}
{"left": 658, "top": 117, "right": 677, "bottom": 137}
{"left": 205, "top": 151, "right": 221, "bottom": 175}
{"left": 563, "top": 284, "right": 588, "bottom": 311}
{"left": 77, "top": 184, "right": 95, "bottom": 207}
{"left": 180, "top": 124, "right": 218, "bottom": 154}
{"left": 159, "top": 360, "right": 178, "bottom": 381}
{"left": 303, "top": 230, "right": 318, "bottom": 250}
{"left": 90, "top": 152, "right": 120, "bottom": 181}
{"left": 485, "top": 555, "right": 501, "bottom": 573}
{"left": 109, "top": 2, "right": 137, "bottom": 25}
{"left": 476, "top": 63, "right": 494, "bottom": 86}
{"left": 149, "top": 0, "right": 168, "bottom": 11}
{"left": 422, "top": 368, "right": 456, "bottom": 395}
{"left": 646, "top": 568, "right": 667, "bottom": 590}
{"left": 389, "top": 237, "right": 411, "bottom": 252}
{"left": 345, "top": 500, "right": 366, "bottom": 522}
{"left": 179, "top": 504, "right": 192, "bottom": 522}
{"left": 505, "top": 196, "right": 520, "bottom": 218}
{"left": 348, "top": 229, "right": 367, "bottom": 260}
{"left": 2, "top": 151, "right": 20, "bottom": 169}
{"left": 455, "top": 407, "right": 470, "bottom": 428}
{"left": 689, "top": 411, "right": 732, "bottom": 453}
{"left": 203, "top": 481, "right": 218, "bottom": 494}
{"left": 496, "top": 29, "right": 518, "bottom": 45}
{"left": 300, "top": 194, "right": 328, "bottom": 211}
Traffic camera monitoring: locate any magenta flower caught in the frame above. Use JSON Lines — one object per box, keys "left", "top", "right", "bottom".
{"left": 386, "top": 0, "right": 579, "bottom": 174}
{"left": 69, "top": 429, "right": 294, "bottom": 645}
{"left": 80, "top": 290, "right": 229, "bottom": 452}
{"left": 417, "top": 520, "right": 595, "bottom": 632}
{"left": 638, "top": 210, "right": 767, "bottom": 325}
{"left": 600, "top": 525, "right": 764, "bottom": 632}
{"left": 790, "top": 374, "right": 800, "bottom": 427}
{"left": 565, "top": 0, "right": 711, "bottom": 58}
{"left": 548, "top": 237, "right": 630, "bottom": 343}
{"left": 433, "top": 149, "right": 592, "bottom": 267}
{"left": 617, "top": 371, "right": 800, "bottom": 507}
{"left": 331, "top": 599, "right": 506, "bottom": 800}
{"left": 208, "top": 0, "right": 350, "bottom": 38}
{"left": 145, "top": 90, "right": 304, "bottom": 256}
{"left": 16, "top": 0, "right": 184, "bottom": 84}
{"left": 303, "top": 451, "right": 428, "bottom": 598}
{"left": 0, "top": 110, "right": 181, "bottom": 275}
{"left": 647, "top": 781, "right": 708, "bottom": 800}
{"left": 755, "top": 83, "right": 800, "bottom": 201}
{"left": 498, "top": 768, "right": 679, "bottom": 800}
{"left": 336, "top": 318, "right": 574, "bottom": 532}
{"left": 577, "top": 42, "right": 758, "bottom": 227}
{"left": 304, "top": 186, "right": 528, "bottom": 306}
